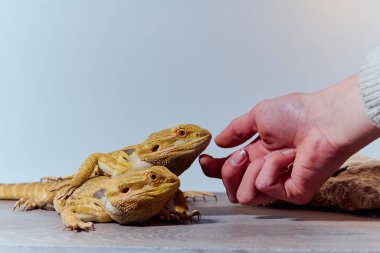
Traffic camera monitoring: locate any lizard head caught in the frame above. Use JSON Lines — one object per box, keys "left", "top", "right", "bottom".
{"left": 97, "top": 166, "right": 180, "bottom": 224}
{"left": 134, "top": 124, "right": 212, "bottom": 176}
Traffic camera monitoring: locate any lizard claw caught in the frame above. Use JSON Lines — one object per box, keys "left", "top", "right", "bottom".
{"left": 13, "top": 198, "right": 26, "bottom": 211}
{"left": 64, "top": 221, "right": 95, "bottom": 232}
{"left": 41, "top": 176, "right": 72, "bottom": 183}
{"left": 183, "top": 191, "right": 217, "bottom": 202}
{"left": 183, "top": 210, "right": 201, "bottom": 221}
{"left": 59, "top": 186, "right": 76, "bottom": 200}
{"left": 159, "top": 209, "right": 201, "bottom": 223}
{"left": 50, "top": 181, "right": 70, "bottom": 193}
{"left": 50, "top": 181, "right": 78, "bottom": 200}
{"left": 13, "top": 198, "right": 42, "bottom": 211}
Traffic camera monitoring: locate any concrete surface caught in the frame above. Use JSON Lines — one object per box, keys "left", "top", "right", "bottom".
{"left": 0, "top": 193, "right": 379, "bottom": 253}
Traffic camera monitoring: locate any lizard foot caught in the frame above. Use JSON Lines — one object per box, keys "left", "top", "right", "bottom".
{"left": 13, "top": 198, "right": 44, "bottom": 211}
{"left": 64, "top": 221, "right": 94, "bottom": 232}
{"left": 41, "top": 176, "right": 73, "bottom": 183}
{"left": 159, "top": 209, "right": 200, "bottom": 222}
{"left": 183, "top": 191, "right": 217, "bottom": 202}
{"left": 50, "top": 181, "right": 78, "bottom": 200}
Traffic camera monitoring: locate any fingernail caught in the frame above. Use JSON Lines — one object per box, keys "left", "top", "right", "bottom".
{"left": 281, "top": 148, "right": 296, "bottom": 155}
{"left": 229, "top": 149, "right": 247, "bottom": 166}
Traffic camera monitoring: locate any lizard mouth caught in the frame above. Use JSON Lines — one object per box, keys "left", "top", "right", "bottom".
{"left": 154, "top": 135, "right": 211, "bottom": 155}
{"left": 122, "top": 182, "right": 180, "bottom": 200}
{"left": 175, "top": 135, "right": 211, "bottom": 153}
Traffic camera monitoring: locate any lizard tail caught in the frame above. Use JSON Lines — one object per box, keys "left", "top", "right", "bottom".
{"left": 0, "top": 182, "right": 57, "bottom": 200}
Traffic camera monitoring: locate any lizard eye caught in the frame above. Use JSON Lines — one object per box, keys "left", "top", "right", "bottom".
{"left": 176, "top": 129, "right": 187, "bottom": 137}
{"left": 149, "top": 173, "right": 157, "bottom": 181}
{"left": 152, "top": 145, "right": 159, "bottom": 152}
{"left": 121, "top": 187, "right": 130, "bottom": 193}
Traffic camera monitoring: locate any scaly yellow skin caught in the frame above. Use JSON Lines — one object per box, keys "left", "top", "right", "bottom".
{"left": 0, "top": 167, "right": 185, "bottom": 231}
{"left": 60, "top": 166, "right": 181, "bottom": 231}
{"left": 51, "top": 124, "right": 212, "bottom": 210}
{"left": 0, "top": 124, "right": 212, "bottom": 231}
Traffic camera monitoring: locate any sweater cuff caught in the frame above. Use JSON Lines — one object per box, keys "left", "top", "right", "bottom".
{"left": 360, "top": 46, "right": 380, "bottom": 128}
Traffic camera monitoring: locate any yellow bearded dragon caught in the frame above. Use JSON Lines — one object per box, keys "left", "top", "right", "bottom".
{"left": 0, "top": 124, "right": 212, "bottom": 231}
{"left": 0, "top": 166, "right": 196, "bottom": 231}
{"left": 48, "top": 124, "right": 214, "bottom": 210}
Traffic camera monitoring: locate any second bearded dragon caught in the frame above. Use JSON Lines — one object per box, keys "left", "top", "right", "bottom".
{"left": 1, "top": 166, "right": 192, "bottom": 231}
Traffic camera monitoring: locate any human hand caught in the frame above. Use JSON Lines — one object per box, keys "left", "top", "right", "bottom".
{"left": 200, "top": 74, "right": 380, "bottom": 205}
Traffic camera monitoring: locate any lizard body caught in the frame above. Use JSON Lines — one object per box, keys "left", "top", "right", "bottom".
{"left": 51, "top": 124, "right": 212, "bottom": 208}
{"left": 0, "top": 124, "right": 212, "bottom": 231}
{"left": 0, "top": 166, "right": 186, "bottom": 231}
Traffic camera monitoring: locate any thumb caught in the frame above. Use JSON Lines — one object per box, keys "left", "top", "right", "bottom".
{"left": 215, "top": 109, "right": 257, "bottom": 148}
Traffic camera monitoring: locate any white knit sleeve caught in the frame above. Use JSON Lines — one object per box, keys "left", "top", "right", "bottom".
{"left": 360, "top": 46, "right": 380, "bottom": 128}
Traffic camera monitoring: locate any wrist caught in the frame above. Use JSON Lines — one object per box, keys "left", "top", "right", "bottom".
{"left": 318, "top": 74, "right": 380, "bottom": 155}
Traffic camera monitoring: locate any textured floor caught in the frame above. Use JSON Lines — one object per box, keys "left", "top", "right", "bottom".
{"left": 0, "top": 193, "right": 380, "bottom": 253}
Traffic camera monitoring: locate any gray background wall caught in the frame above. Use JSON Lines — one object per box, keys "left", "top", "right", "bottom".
{"left": 1, "top": 0, "right": 380, "bottom": 191}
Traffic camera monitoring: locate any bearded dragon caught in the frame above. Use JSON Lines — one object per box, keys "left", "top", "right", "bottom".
{"left": 0, "top": 166, "right": 196, "bottom": 231}
{"left": 48, "top": 124, "right": 214, "bottom": 211}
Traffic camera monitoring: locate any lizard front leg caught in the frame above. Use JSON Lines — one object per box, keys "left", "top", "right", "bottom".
{"left": 52, "top": 153, "right": 126, "bottom": 201}
{"left": 159, "top": 190, "right": 200, "bottom": 222}
{"left": 61, "top": 207, "right": 95, "bottom": 231}
{"left": 51, "top": 153, "right": 103, "bottom": 200}
{"left": 60, "top": 204, "right": 112, "bottom": 232}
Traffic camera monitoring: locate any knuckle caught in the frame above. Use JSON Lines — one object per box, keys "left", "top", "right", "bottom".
{"left": 254, "top": 99, "right": 270, "bottom": 111}
{"left": 255, "top": 179, "right": 271, "bottom": 192}
{"left": 287, "top": 92, "right": 304, "bottom": 97}
{"left": 230, "top": 120, "right": 247, "bottom": 141}
{"left": 264, "top": 153, "right": 290, "bottom": 169}
{"left": 251, "top": 98, "right": 272, "bottom": 117}
{"left": 263, "top": 156, "right": 278, "bottom": 167}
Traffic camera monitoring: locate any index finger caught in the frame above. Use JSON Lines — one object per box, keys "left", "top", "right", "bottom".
{"left": 215, "top": 109, "right": 257, "bottom": 148}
